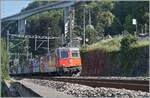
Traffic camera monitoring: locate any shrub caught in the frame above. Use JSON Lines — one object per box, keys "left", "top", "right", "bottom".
{"left": 120, "top": 34, "right": 139, "bottom": 76}
{"left": 120, "top": 34, "right": 137, "bottom": 50}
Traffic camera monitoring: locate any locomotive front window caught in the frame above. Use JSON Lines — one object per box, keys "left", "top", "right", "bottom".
{"left": 61, "top": 51, "right": 68, "bottom": 58}
{"left": 72, "top": 51, "right": 79, "bottom": 58}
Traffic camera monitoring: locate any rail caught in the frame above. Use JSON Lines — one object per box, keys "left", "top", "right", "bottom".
{"left": 49, "top": 77, "right": 149, "bottom": 92}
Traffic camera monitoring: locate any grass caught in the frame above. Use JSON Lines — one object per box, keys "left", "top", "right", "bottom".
{"left": 81, "top": 36, "right": 149, "bottom": 52}
{"left": 131, "top": 39, "right": 149, "bottom": 48}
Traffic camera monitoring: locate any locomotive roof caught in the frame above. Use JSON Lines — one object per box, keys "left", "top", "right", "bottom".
{"left": 57, "top": 47, "right": 79, "bottom": 50}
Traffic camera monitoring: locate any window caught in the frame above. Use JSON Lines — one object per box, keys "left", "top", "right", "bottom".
{"left": 61, "top": 51, "right": 68, "bottom": 58}
{"left": 72, "top": 51, "right": 79, "bottom": 58}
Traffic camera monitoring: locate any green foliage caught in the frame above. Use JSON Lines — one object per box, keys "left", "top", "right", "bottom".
{"left": 1, "top": 39, "right": 9, "bottom": 80}
{"left": 100, "top": 11, "right": 115, "bottom": 28}
{"left": 108, "top": 17, "right": 123, "bottom": 35}
{"left": 26, "top": 9, "right": 63, "bottom": 55}
{"left": 95, "top": 11, "right": 115, "bottom": 35}
{"left": 85, "top": 25, "right": 97, "bottom": 44}
{"left": 2, "top": 1, "right": 149, "bottom": 55}
{"left": 113, "top": 1, "right": 149, "bottom": 34}
{"left": 1, "top": 21, "right": 18, "bottom": 35}
{"left": 124, "top": 15, "right": 135, "bottom": 34}
{"left": 92, "top": 5, "right": 115, "bottom": 35}
{"left": 75, "top": 1, "right": 115, "bottom": 44}
{"left": 120, "top": 34, "right": 138, "bottom": 75}
{"left": 120, "top": 34, "right": 137, "bottom": 50}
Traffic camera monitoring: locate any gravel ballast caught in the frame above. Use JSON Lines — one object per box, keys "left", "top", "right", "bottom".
{"left": 25, "top": 79, "right": 150, "bottom": 97}
{"left": 55, "top": 76, "right": 149, "bottom": 81}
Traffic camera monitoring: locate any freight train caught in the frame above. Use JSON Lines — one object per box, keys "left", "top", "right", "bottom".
{"left": 9, "top": 47, "right": 81, "bottom": 76}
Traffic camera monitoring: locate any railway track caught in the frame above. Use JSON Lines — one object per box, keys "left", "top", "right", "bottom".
{"left": 44, "top": 77, "right": 149, "bottom": 92}
{"left": 14, "top": 76, "right": 149, "bottom": 92}
{"left": 11, "top": 76, "right": 149, "bottom": 97}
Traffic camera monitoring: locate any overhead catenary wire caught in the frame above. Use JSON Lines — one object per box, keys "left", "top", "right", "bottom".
{"left": 8, "top": 33, "right": 60, "bottom": 39}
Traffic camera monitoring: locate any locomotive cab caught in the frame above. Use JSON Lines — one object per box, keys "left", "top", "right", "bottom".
{"left": 55, "top": 47, "right": 81, "bottom": 74}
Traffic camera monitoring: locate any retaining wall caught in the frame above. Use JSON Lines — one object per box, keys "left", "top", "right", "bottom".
{"left": 80, "top": 45, "right": 149, "bottom": 76}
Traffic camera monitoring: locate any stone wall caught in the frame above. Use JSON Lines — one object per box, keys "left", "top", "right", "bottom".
{"left": 80, "top": 45, "right": 149, "bottom": 76}
{"left": 80, "top": 49, "right": 107, "bottom": 76}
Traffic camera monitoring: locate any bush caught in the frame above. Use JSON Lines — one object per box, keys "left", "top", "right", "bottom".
{"left": 120, "top": 34, "right": 139, "bottom": 76}
{"left": 120, "top": 34, "right": 137, "bottom": 50}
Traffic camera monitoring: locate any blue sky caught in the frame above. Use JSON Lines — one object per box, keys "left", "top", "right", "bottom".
{"left": 1, "top": 0, "right": 32, "bottom": 18}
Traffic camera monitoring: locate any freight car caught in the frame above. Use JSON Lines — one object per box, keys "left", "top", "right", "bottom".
{"left": 9, "top": 47, "right": 81, "bottom": 76}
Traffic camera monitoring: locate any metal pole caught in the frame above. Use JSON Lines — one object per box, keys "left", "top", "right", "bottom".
{"left": 136, "top": 22, "right": 138, "bottom": 35}
{"left": 0, "top": 0, "right": 0, "bottom": 69}
{"left": 144, "top": 24, "right": 147, "bottom": 33}
{"left": 70, "top": 7, "right": 73, "bottom": 47}
{"left": 35, "top": 36, "right": 37, "bottom": 51}
{"left": 72, "top": 7, "right": 75, "bottom": 47}
{"left": 48, "top": 27, "right": 50, "bottom": 53}
{"left": 18, "top": 53, "right": 20, "bottom": 65}
{"left": 7, "top": 30, "right": 9, "bottom": 53}
{"left": 61, "top": 34, "right": 64, "bottom": 47}
{"left": 83, "top": 7, "right": 86, "bottom": 46}
{"left": 26, "top": 37, "right": 29, "bottom": 61}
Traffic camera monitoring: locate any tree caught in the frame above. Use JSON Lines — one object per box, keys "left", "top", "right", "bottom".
{"left": 85, "top": 25, "right": 97, "bottom": 44}
{"left": 95, "top": 11, "right": 114, "bottom": 35}
{"left": 24, "top": 6, "right": 63, "bottom": 55}
{"left": 113, "top": 1, "right": 149, "bottom": 34}
{"left": 108, "top": 17, "right": 123, "bottom": 35}
{"left": 124, "top": 15, "right": 135, "bottom": 34}
{"left": 2, "top": 1, "right": 149, "bottom": 48}
{"left": 75, "top": 1, "right": 115, "bottom": 43}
